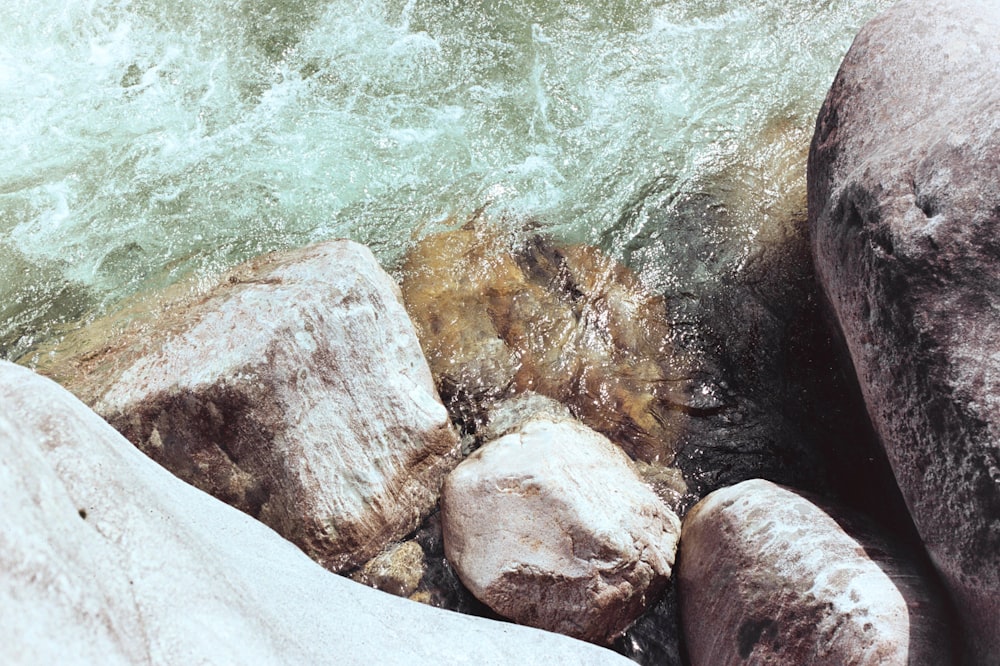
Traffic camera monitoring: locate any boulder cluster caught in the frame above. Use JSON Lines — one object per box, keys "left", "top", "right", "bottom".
{"left": 4, "top": 0, "right": 999, "bottom": 663}
{"left": 0, "top": 361, "right": 632, "bottom": 665}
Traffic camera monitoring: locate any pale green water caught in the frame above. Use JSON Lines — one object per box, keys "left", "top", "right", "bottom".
{"left": 0, "top": 0, "right": 892, "bottom": 359}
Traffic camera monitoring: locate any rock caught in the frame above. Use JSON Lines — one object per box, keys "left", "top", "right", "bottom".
{"left": 351, "top": 541, "right": 426, "bottom": 598}
{"left": 29, "top": 240, "right": 460, "bottom": 572}
{"left": 632, "top": 461, "right": 691, "bottom": 516}
{"left": 400, "top": 221, "right": 697, "bottom": 465}
{"left": 0, "top": 361, "right": 634, "bottom": 665}
{"left": 480, "top": 392, "right": 574, "bottom": 443}
{"left": 441, "top": 415, "right": 682, "bottom": 645}
{"left": 678, "top": 479, "right": 954, "bottom": 665}
{"left": 808, "top": 0, "right": 1000, "bottom": 659}
{"left": 407, "top": 510, "right": 498, "bottom": 616}
{"left": 485, "top": 393, "right": 692, "bottom": 513}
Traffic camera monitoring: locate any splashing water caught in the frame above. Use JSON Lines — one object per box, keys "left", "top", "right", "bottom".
{"left": 0, "top": 0, "right": 893, "bottom": 359}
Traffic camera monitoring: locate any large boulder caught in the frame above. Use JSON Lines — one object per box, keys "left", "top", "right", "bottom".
{"left": 0, "top": 361, "right": 633, "bottom": 665}
{"left": 441, "top": 413, "right": 682, "bottom": 645}
{"left": 29, "top": 240, "right": 460, "bottom": 572}
{"left": 808, "top": 0, "right": 1000, "bottom": 659}
{"left": 678, "top": 479, "right": 954, "bottom": 665}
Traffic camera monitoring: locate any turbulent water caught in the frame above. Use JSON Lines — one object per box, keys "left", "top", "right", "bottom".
{"left": 1, "top": 0, "right": 893, "bottom": 360}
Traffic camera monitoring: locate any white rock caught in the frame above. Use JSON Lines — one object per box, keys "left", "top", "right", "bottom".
{"left": 0, "top": 361, "right": 633, "bottom": 665}
{"left": 42, "top": 240, "right": 460, "bottom": 572}
{"left": 442, "top": 415, "right": 681, "bottom": 645}
{"left": 678, "top": 479, "right": 954, "bottom": 665}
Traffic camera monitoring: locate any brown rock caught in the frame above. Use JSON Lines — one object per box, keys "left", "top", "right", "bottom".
{"left": 678, "top": 479, "right": 954, "bottom": 665}
{"left": 441, "top": 414, "right": 681, "bottom": 645}
{"left": 351, "top": 541, "right": 426, "bottom": 598}
{"left": 809, "top": 0, "right": 1000, "bottom": 659}
{"left": 401, "top": 221, "right": 696, "bottom": 465}
{"left": 30, "top": 240, "right": 460, "bottom": 572}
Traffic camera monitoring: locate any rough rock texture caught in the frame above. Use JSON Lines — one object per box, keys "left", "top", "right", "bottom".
{"left": 30, "top": 240, "right": 460, "bottom": 572}
{"left": 350, "top": 541, "right": 426, "bottom": 598}
{"left": 400, "top": 221, "right": 702, "bottom": 466}
{"left": 808, "top": 0, "right": 1000, "bottom": 659}
{"left": 441, "top": 415, "right": 682, "bottom": 645}
{"left": 678, "top": 479, "right": 954, "bottom": 666}
{"left": 0, "top": 361, "right": 633, "bottom": 666}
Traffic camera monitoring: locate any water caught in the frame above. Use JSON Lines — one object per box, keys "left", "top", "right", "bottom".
{"left": 0, "top": 0, "right": 893, "bottom": 359}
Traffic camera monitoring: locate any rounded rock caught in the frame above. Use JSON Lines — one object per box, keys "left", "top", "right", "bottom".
{"left": 441, "top": 415, "right": 681, "bottom": 645}
{"left": 678, "top": 479, "right": 954, "bottom": 665}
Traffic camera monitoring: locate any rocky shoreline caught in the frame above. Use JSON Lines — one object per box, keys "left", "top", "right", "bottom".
{"left": 4, "top": 0, "right": 998, "bottom": 663}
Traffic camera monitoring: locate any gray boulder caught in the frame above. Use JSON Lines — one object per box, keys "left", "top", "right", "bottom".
{"left": 0, "top": 361, "right": 633, "bottom": 665}
{"left": 809, "top": 0, "right": 1000, "bottom": 659}
{"left": 32, "top": 240, "right": 460, "bottom": 572}
{"left": 441, "top": 415, "right": 681, "bottom": 645}
{"left": 678, "top": 479, "right": 953, "bottom": 665}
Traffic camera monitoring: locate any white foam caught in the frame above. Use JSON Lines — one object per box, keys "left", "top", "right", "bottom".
{"left": 0, "top": 0, "right": 895, "bottom": 359}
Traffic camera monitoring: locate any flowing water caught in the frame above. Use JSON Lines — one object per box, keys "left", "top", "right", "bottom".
{"left": 1, "top": 0, "right": 893, "bottom": 360}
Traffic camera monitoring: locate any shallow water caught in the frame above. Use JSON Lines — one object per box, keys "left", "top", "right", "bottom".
{"left": 1, "top": 0, "right": 893, "bottom": 359}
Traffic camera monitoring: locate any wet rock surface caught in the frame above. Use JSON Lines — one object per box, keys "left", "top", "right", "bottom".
{"left": 30, "top": 240, "right": 460, "bottom": 572}
{"left": 809, "top": 0, "right": 1000, "bottom": 659}
{"left": 441, "top": 413, "right": 681, "bottom": 645}
{"left": 0, "top": 361, "right": 635, "bottom": 665}
{"left": 606, "top": 116, "right": 847, "bottom": 500}
{"left": 613, "top": 578, "right": 685, "bottom": 666}
{"left": 400, "top": 221, "right": 699, "bottom": 466}
{"left": 678, "top": 479, "right": 954, "bottom": 666}
{"left": 399, "top": 209, "right": 886, "bottom": 523}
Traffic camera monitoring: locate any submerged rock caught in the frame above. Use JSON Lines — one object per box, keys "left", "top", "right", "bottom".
{"left": 399, "top": 206, "right": 878, "bottom": 523}
{"left": 0, "top": 361, "right": 633, "bottom": 665}
{"left": 400, "top": 221, "right": 699, "bottom": 466}
{"left": 607, "top": 109, "right": 892, "bottom": 516}
{"left": 441, "top": 414, "right": 682, "bottom": 645}
{"left": 678, "top": 479, "right": 954, "bottom": 665}
{"left": 30, "top": 240, "right": 460, "bottom": 572}
{"left": 809, "top": 0, "right": 1000, "bottom": 659}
